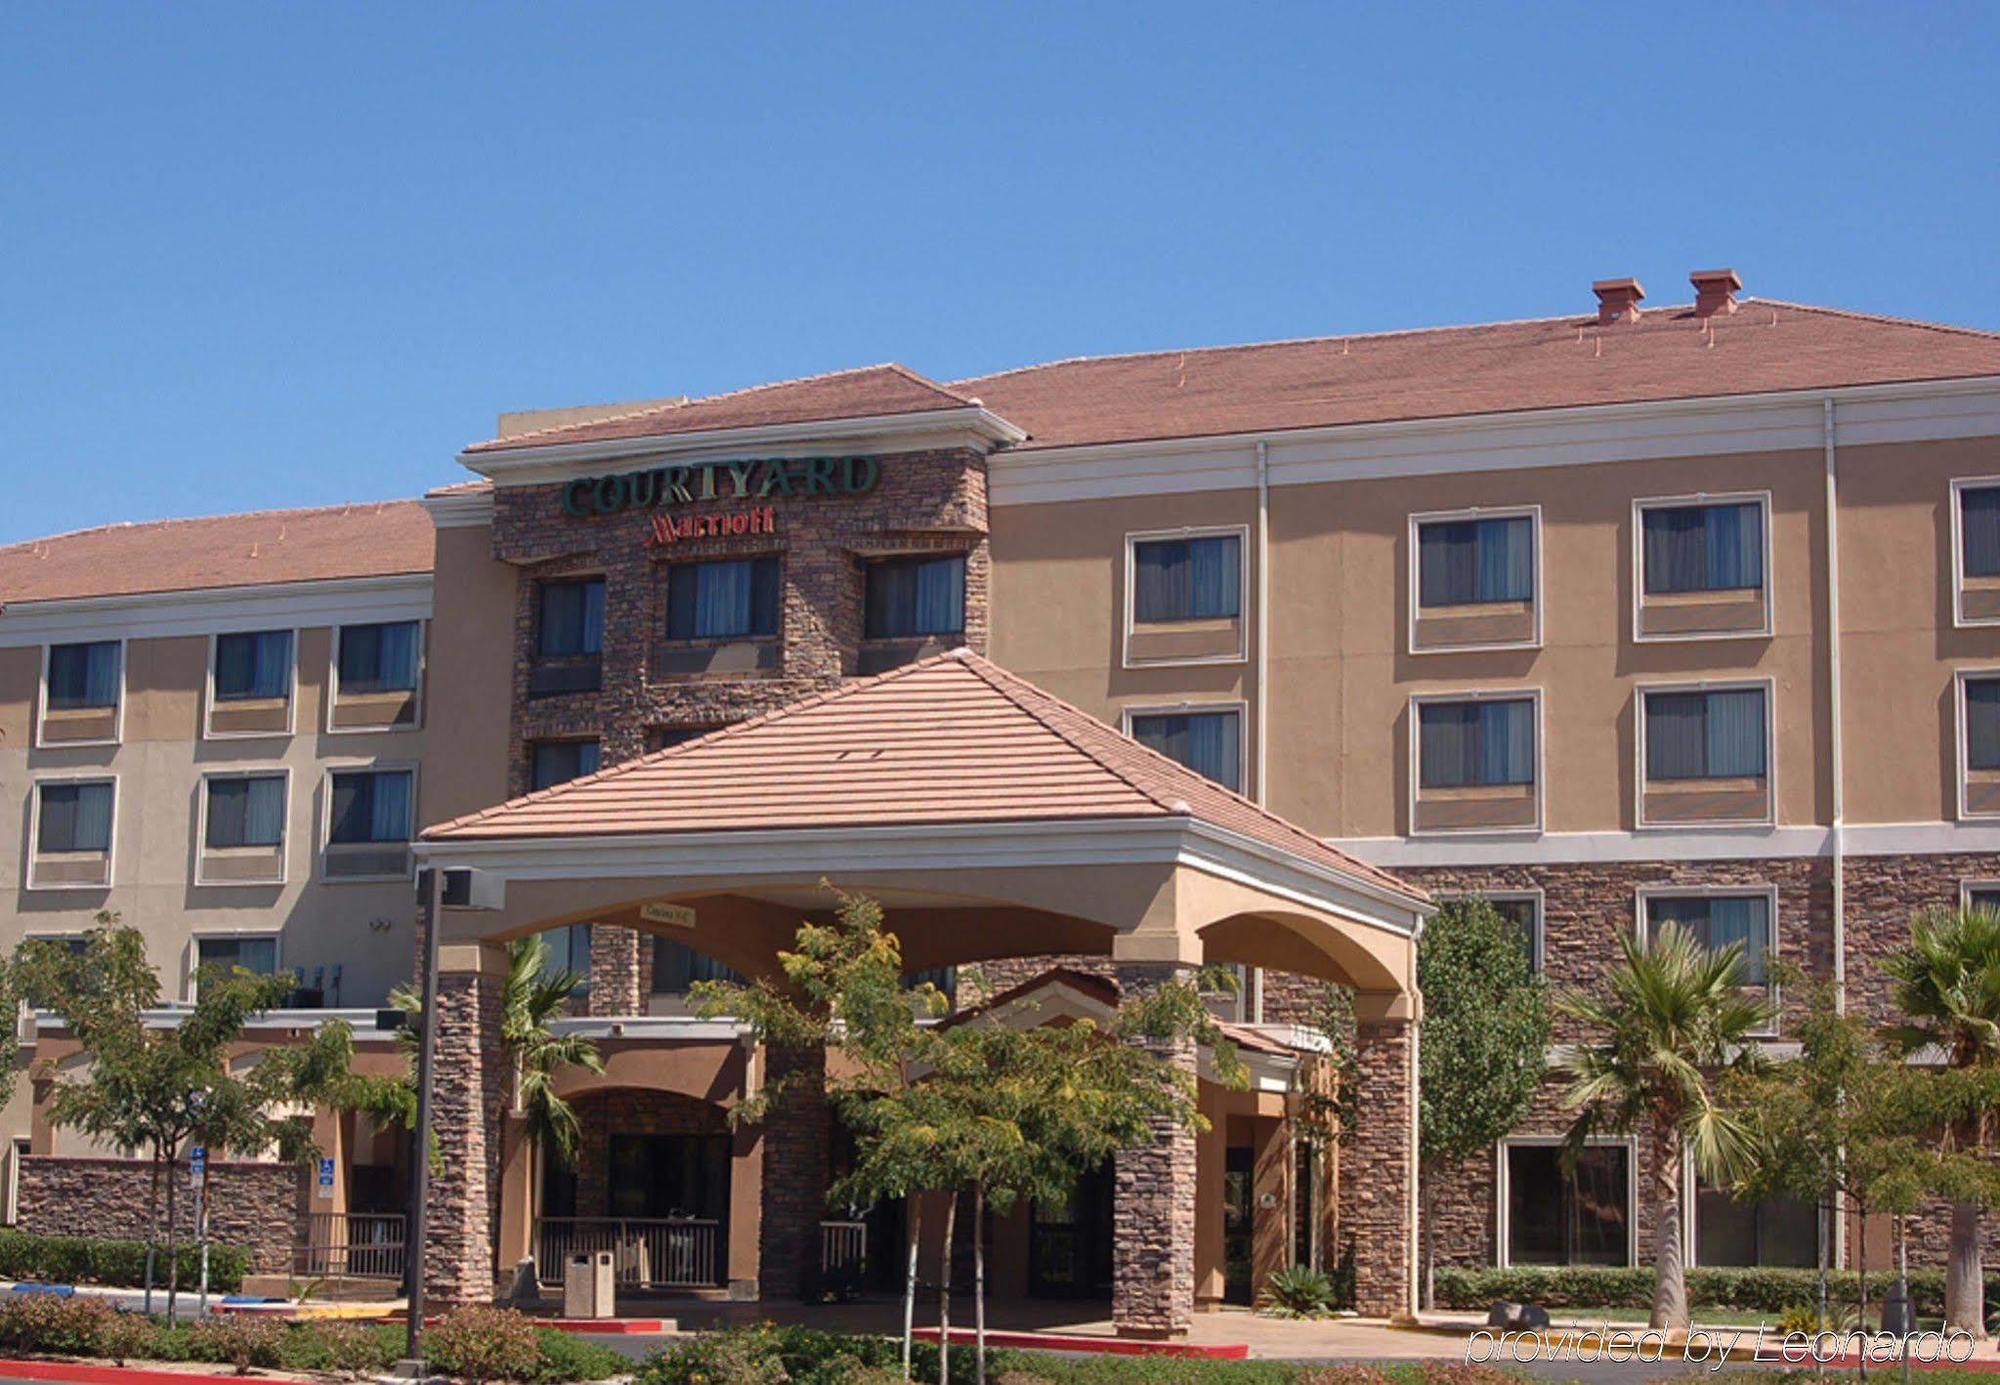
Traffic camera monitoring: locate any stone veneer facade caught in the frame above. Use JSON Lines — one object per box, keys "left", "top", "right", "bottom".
{"left": 17, "top": 1156, "right": 302, "bottom": 1273}
{"left": 1109, "top": 963, "right": 1199, "bottom": 1336}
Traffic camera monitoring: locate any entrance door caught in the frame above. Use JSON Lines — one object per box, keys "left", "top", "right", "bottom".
{"left": 606, "top": 1134, "right": 731, "bottom": 1285}
{"left": 1028, "top": 1160, "right": 1113, "bottom": 1299}
{"left": 1223, "top": 1145, "right": 1254, "bottom": 1305}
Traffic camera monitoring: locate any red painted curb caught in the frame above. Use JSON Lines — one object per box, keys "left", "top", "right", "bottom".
{"left": 911, "top": 1327, "right": 1249, "bottom": 1359}
{"left": 0, "top": 1360, "right": 260, "bottom": 1385}
{"left": 529, "top": 1318, "right": 674, "bottom": 1335}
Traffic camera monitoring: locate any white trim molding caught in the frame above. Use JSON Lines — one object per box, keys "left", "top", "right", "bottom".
{"left": 186, "top": 929, "right": 286, "bottom": 1003}
{"left": 318, "top": 760, "right": 421, "bottom": 885}
{"left": 24, "top": 771, "right": 119, "bottom": 894}
{"left": 1406, "top": 687, "right": 1545, "bottom": 839}
{"left": 1630, "top": 490, "right": 1775, "bottom": 645}
{"left": 1635, "top": 882, "right": 1784, "bottom": 1037}
{"left": 1121, "top": 524, "right": 1252, "bottom": 669}
{"left": 325, "top": 618, "right": 428, "bottom": 736}
{"left": 192, "top": 765, "right": 294, "bottom": 889}
{"left": 202, "top": 627, "right": 300, "bottom": 742}
{"left": 0, "top": 574, "right": 433, "bottom": 649}
{"left": 1494, "top": 1134, "right": 1640, "bottom": 1269}
{"left": 1955, "top": 666, "right": 2000, "bottom": 822}
{"left": 34, "top": 637, "right": 127, "bottom": 750}
{"left": 422, "top": 488, "right": 496, "bottom": 529}
{"left": 1406, "top": 504, "right": 1545, "bottom": 654}
{"left": 1949, "top": 476, "right": 2000, "bottom": 629}
{"left": 1343, "top": 818, "right": 2000, "bottom": 867}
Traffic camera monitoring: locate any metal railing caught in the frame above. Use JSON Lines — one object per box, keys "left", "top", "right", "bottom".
{"left": 820, "top": 1219, "right": 868, "bottom": 1278}
{"left": 534, "top": 1217, "right": 722, "bottom": 1288}
{"left": 294, "top": 1212, "right": 407, "bottom": 1283}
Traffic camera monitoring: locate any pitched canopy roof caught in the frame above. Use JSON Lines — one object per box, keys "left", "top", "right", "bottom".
{"left": 0, "top": 501, "right": 434, "bottom": 605}
{"left": 424, "top": 648, "right": 1424, "bottom": 906}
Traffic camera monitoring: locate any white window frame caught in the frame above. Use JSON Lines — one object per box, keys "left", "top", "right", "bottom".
{"left": 1406, "top": 688, "right": 1545, "bottom": 838}
{"left": 1633, "top": 676, "right": 1778, "bottom": 830}
{"left": 187, "top": 930, "right": 285, "bottom": 1002}
{"left": 1954, "top": 666, "right": 2000, "bottom": 821}
{"left": 1120, "top": 699, "right": 1252, "bottom": 795}
{"left": 1406, "top": 504, "right": 1544, "bottom": 655}
{"left": 24, "top": 772, "right": 119, "bottom": 893}
{"left": 1960, "top": 878, "right": 2000, "bottom": 913}
{"left": 1949, "top": 477, "right": 2000, "bottom": 629}
{"left": 1494, "top": 1134, "right": 1639, "bottom": 1269}
{"left": 193, "top": 765, "right": 293, "bottom": 888}
{"left": 203, "top": 628, "right": 300, "bottom": 741}
{"left": 1630, "top": 491, "right": 1774, "bottom": 644}
{"left": 1121, "top": 524, "right": 1251, "bottom": 669}
{"left": 1636, "top": 883, "right": 1783, "bottom": 1038}
{"left": 35, "top": 638, "right": 127, "bottom": 749}
{"left": 318, "top": 760, "right": 420, "bottom": 884}
{"left": 326, "top": 619, "right": 427, "bottom": 735}
{"left": 1435, "top": 887, "right": 1546, "bottom": 973}
{"left": 4, "top": 1137, "right": 29, "bottom": 1225}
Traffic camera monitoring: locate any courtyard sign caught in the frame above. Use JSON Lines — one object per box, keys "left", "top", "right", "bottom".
{"left": 562, "top": 454, "right": 880, "bottom": 517}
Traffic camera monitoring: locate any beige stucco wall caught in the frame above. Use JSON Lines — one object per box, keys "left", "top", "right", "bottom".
{"left": 0, "top": 626, "right": 425, "bottom": 1011}
{"left": 420, "top": 525, "right": 519, "bottom": 829}
{"left": 992, "top": 436, "right": 2000, "bottom": 839}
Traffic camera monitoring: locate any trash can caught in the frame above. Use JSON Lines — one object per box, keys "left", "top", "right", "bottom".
{"left": 563, "top": 1251, "right": 615, "bottom": 1319}
{"left": 1882, "top": 1283, "right": 1915, "bottom": 1336}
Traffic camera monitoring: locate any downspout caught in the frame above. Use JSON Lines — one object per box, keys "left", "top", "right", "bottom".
{"left": 1824, "top": 397, "right": 1845, "bottom": 1010}
{"left": 1253, "top": 439, "right": 1272, "bottom": 1025}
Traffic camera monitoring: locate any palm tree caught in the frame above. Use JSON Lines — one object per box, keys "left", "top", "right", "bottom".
{"left": 1556, "top": 922, "right": 1771, "bottom": 1330}
{"left": 1881, "top": 905, "right": 2000, "bottom": 1339}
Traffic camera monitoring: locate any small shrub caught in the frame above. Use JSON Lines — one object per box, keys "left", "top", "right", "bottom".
{"left": 278, "top": 1319, "right": 402, "bottom": 1375}
{"left": 424, "top": 1306, "right": 542, "bottom": 1384}
{"left": 184, "top": 1314, "right": 288, "bottom": 1375}
{"left": 0, "top": 1230, "right": 247, "bottom": 1292}
{"left": 95, "top": 1311, "right": 160, "bottom": 1366}
{"left": 0, "top": 1294, "right": 118, "bottom": 1356}
{"left": 1409, "top": 1365, "right": 1523, "bottom": 1385}
{"left": 526, "top": 1327, "right": 628, "bottom": 1384}
{"left": 1296, "top": 1368, "right": 1392, "bottom": 1385}
{"left": 1258, "top": 1264, "right": 1337, "bottom": 1319}
{"left": 1433, "top": 1264, "right": 1992, "bottom": 1318}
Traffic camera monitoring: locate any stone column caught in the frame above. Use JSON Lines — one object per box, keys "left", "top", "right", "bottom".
{"left": 757, "top": 1043, "right": 830, "bottom": 1299}
{"left": 588, "top": 926, "right": 644, "bottom": 1015}
{"left": 425, "top": 942, "right": 510, "bottom": 1306}
{"left": 1112, "top": 962, "right": 1198, "bottom": 1339}
{"left": 1350, "top": 994, "right": 1418, "bottom": 1321}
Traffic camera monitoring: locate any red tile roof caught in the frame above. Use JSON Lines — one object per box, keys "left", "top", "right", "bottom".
{"left": 952, "top": 300, "right": 2000, "bottom": 451}
{"left": 423, "top": 648, "right": 1425, "bottom": 905}
{"left": 0, "top": 501, "right": 435, "bottom": 605}
{"left": 464, "top": 363, "right": 979, "bottom": 454}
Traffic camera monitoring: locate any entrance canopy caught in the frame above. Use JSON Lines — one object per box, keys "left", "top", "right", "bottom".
{"left": 420, "top": 649, "right": 1428, "bottom": 1007}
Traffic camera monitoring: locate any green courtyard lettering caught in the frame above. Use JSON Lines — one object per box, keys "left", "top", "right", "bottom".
{"left": 561, "top": 455, "right": 879, "bottom": 517}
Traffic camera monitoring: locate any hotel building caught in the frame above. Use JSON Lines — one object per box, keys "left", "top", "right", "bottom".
{"left": 4, "top": 270, "right": 2000, "bottom": 1329}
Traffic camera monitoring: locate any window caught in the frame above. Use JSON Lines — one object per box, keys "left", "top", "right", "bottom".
{"left": 541, "top": 924, "right": 592, "bottom": 993}
{"left": 1642, "top": 501, "right": 1764, "bottom": 595}
{"left": 36, "top": 781, "right": 114, "bottom": 854}
{"left": 329, "top": 769, "right": 414, "bottom": 845}
{"left": 1418, "top": 516, "right": 1533, "bottom": 608}
{"left": 1644, "top": 892, "right": 1774, "bottom": 989}
{"left": 1129, "top": 708, "right": 1242, "bottom": 793}
{"left": 1133, "top": 534, "right": 1241, "bottom": 623}
{"left": 531, "top": 740, "right": 601, "bottom": 791}
{"left": 1694, "top": 1181, "right": 1816, "bottom": 1267}
{"left": 1966, "top": 674, "right": 2000, "bottom": 771}
{"left": 647, "top": 725, "right": 722, "bottom": 752}
{"left": 1417, "top": 699, "right": 1535, "bottom": 788}
{"left": 1644, "top": 688, "right": 1767, "bottom": 781}
{"left": 204, "top": 775, "right": 286, "bottom": 849}
{"left": 197, "top": 936, "right": 279, "bottom": 977}
{"left": 904, "top": 966, "right": 957, "bottom": 1007}
{"left": 1504, "top": 1143, "right": 1630, "bottom": 1267}
{"left": 652, "top": 937, "right": 744, "bottom": 994}
{"left": 337, "top": 622, "right": 421, "bottom": 693}
{"left": 537, "top": 578, "right": 606, "bottom": 657}
{"left": 46, "top": 642, "right": 120, "bottom": 710}
{"left": 213, "top": 631, "right": 294, "bottom": 701}
{"left": 1446, "top": 892, "right": 1544, "bottom": 972}
{"left": 865, "top": 555, "right": 965, "bottom": 639}
{"left": 666, "top": 558, "right": 780, "bottom": 641}
{"left": 1966, "top": 884, "right": 2000, "bottom": 916}
{"left": 1954, "top": 481, "right": 2000, "bottom": 625}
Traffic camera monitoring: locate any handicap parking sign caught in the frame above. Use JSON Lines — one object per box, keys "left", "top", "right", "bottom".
{"left": 316, "top": 1156, "right": 336, "bottom": 1199}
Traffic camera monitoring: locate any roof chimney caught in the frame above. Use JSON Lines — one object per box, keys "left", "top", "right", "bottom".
{"left": 1592, "top": 277, "right": 1646, "bottom": 325}
{"left": 1690, "top": 268, "right": 1742, "bottom": 318}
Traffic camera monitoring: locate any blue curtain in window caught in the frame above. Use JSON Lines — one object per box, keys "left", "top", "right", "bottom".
{"left": 866, "top": 557, "right": 965, "bottom": 638}
{"left": 1421, "top": 519, "right": 1533, "bottom": 606}
{"left": 1704, "top": 689, "right": 1767, "bottom": 777}
{"left": 47, "top": 642, "right": 120, "bottom": 709}
{"left": 653, "top": 938, "right": 745, "bottom": 993}
{"left": 1132, "top": 711, "right": 1241, "bottom": 791}
{"left": 1644, "top": 504, "right": 1763, "bottom": 594}
{"left": 216, "top": 631, "right": 292, "bottom": 699}
{"left": 694, "top": 561, "right": 754, "bottom": 638}
{"left": 1969, "top": 680, "right": 2000, "bottom": 771}
{"left": 1419, "top": 700, "right": 1533, "bottom": 787}
{"left": 913, "top": 557, "right": 965, "bottom": 635}
{"left": 339, "top": 623, "right": 419, "bottom": 692}
{"left": 1965, "top": 488, "right": 2000, "bottom": 578}
{"left": 377, "top": 622, "right": 419, "bottom": 689}
{"left": 1644, "top": 692, "right": 1706, "bottom": 780}
{"left": 244, "top": 777, "right": 285, "bottom": 845}
{"left": 539, "top": 581, "right": 606, "bottom": 656}
{"left": 370, "top": 772, "right": 412, "bottom": 843}
{"left": 1653, "top": 896, "right": 1769, "bottom": 985}
{"left": 1135, "top": 537, "right": 1241, "bottom": 622}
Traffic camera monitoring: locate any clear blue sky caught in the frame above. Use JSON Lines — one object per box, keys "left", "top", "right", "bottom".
{"left": 4, "top": 2, "right": 1997, "bottom": 545}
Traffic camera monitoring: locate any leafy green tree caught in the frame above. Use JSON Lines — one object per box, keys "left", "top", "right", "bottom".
{"left": 1556, "top": 921, "right": 1770, "bottom": 1330}
{"left": 1416, "top": 897, "right": 1550, "bottom": 1308}
{"left": 1881, "top": 905, "right": 2000, "bottom": 1339}
{"left": 16, "top": 919, "right": 357, "bottom": 1315}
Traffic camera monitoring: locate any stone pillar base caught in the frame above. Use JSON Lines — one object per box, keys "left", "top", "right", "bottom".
{"left": 1111, "top": 962, "right": 1197, "bottom": 1339}
{"left": 1350, "top": 1009, "right": 1416, "bottom": 1320}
